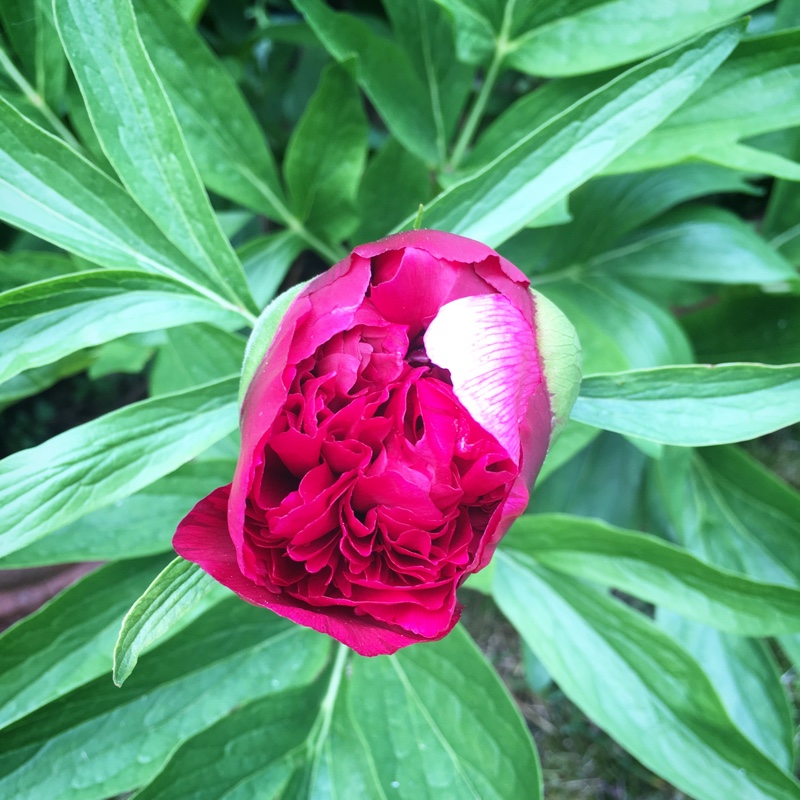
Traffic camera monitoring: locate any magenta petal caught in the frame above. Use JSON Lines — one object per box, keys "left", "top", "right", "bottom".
{"left": 424, "top": 294, "right": 542, "bottom": 464}
{"left": 173, "top": 485, "right": 439, "bottom": 656}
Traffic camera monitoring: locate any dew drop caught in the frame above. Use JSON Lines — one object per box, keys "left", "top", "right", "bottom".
{"left": 391, "top": 781, "right": 400, "bottom": 789}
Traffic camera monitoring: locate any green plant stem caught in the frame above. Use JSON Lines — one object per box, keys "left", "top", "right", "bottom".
{"left": 0, "top": 46, "right": 82, "bottom": 152}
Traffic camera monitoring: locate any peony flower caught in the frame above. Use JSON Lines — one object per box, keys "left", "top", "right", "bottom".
{"left": 174, "top": 230, "right": 580, "bottom": 656}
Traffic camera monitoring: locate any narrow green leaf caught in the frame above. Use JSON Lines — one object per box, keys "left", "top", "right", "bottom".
{"left": 0, "top": 459, "right": 235, "bottom": 567}
{"left": 659, "top": 611, "right": 795, "bottom": 769}
{"left": 763, "top": 129, "right": 800, "bottom": 262}
{"left": 0, "top": 270, "right": 244, "bottom": 384}
{"left": 0, "top": 601, "right": 331, "bottom": 800}
{"left": 505, "top": 514, "right": 800, "bottom": 636}
{"left": 411, "top": 23, "right": 743, "bottom": 247}
{"left": 113, "top": 557, "right": 225, "bottom": 687}
{"left": 0, "top": 250, "right": 82, "bottom": 291}
{"left": 536, "top": 419, "right": 600, "bottom": 485}
{"left": 0, "top": 97, "right": 248, "bottom": 318}
{"left": 573, "top": 363, "right": 800, "bottom": 445}
{"left": 0, "top": 351, "right": 93, "bottom": 413}
{"left": 54, "top": 0, "right": 256, "bottom": 314}
{"left": 284, "top": 62, "right": 368, "bottom": 242}
{"left": 293, "top": 0, "right": 442, "bottom": 165}
{"left": 134, "top": 626, "right": 542, "bottom": 800}
{"left": 609, "top": 30, "right": 800, "bottom": 177}
{"left": 0, "top": 556, "right": 169, "bottom": 731}
{"left": 133, "top": 0, "right": 286, "bottom": 222}
{"left": 0, "top": 376, "right": 238, "bottom": 558}
{"left": 595, "top": 205, "right": 797, "bottom": 285}
{"left": 494, "top": 557, "right": 800, "bottom": 800}
{"left": 239, "top": 231, "right": 303, "bottom": 309}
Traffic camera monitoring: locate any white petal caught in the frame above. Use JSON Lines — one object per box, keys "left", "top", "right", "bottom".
{"left": 424, "top": 294, "right": 540, "bottom": 463}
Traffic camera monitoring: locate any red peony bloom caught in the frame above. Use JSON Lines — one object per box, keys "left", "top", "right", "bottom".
{"left": 174, "top": 230, "right": 579, "bottom": 656}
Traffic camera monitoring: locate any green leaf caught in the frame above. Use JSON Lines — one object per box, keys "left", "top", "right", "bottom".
{"left": 0, "top": 601, "right": 331, "bottom": 800}
{"left": 0, "top": 351, "right": 93, "bottom": 413}
{"left": 682, "top": 292, "right": 800, "bottom": 365}
{"left": 284, "top": 61, "right": 368, "bottom": 242}
{"left": 763, "top": 129, "right": 800, "bottom": 262}
{"left": 0, "top": 459, "right": 235, "bottom": 567}
{"left": 0, "top": 376, "right": 238, "bottom": 558}
{"left": 150, "top": 324, "right": 245, "bottom": 397}
{"left": 54, "top": 0, "right": 256, "bottom": 314}
{"left": 500, "top": 163, "right": 759, "bottom": 277}
{"left": 537, "top": 277, "right": 692, "bottom": 374}
{"left": 594, "top": 205, "right": 798, "bottom": 285}
{"left": 167, "top": 0, "right": 207, "bottom": 24}
{"left": 133, "top": 0, "right": 286, "bottom": 222}
{"left": 0, "top": 556, "right": 168, "bottom": 731}
{"left": 652, "top": 445, "right": 800, "bottom": 588}
{"left": 609, "top": 30, "right": 800, "bottom": 177}
{"left": 659, "top": 611, "right": 794, "bottom": 769}
{"left": 293, "top": 0, "right": 443, "bottom": 165}
{"left": 355, "top": 138, "right": 432, "bottom": 244}
{"left": 0, "top": 250, "right": 82, "bottom": 291}
{"left": 0, "top": 270, "right": 245, "bottom": 385}
{"left": 134, "top": 626, "right": 541, "bottom": 799}
{"left": 531, "top": 433, "right": 647, "bottom": 530}
{"left": 504, "top": 0, "right": 763, "bottom": 77}
{"left": 113, "top": 557, "right": 225, "bottom": 687}
{"left": 434, "top": 0, "right": 760, "bottom": 75}
{"left": 0, "top": 98, "right": 249, "bottom": 319}
{"left": 382, "top": 0, "right": 474, "bottom": 142}
{"left": 239, "top": 231, "right": 303, "bottom": 309}
{"left": 573, "top": 363, "right": 800, "bottom": 445}
{"left": 505, "top": 513, "right": 800, "bottom": 637}
{"left": 411, "top": 22, "right": 743, "bottom": 247}
{"left": 536, "top": 419, "right": 600, "bottom": 485}
{"left": 493, "top": 557, "right": 800, "bottom": 800}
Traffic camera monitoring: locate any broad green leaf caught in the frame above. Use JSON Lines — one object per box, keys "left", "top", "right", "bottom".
{"left": 411, "top": 23, "right": 743, "bottom": 247}
{"left": 537, "top": 277, "right": 692, "bottom": 375}
{"left": 382, "top": 0, "right": 474, "bottom": 142}
{"left": 0, "top": 270, "right": 244, "bottom": 384}
{"left": 505, "top": 514, "right": 800, "bottom": 637}
{"left": 0, "top": 250, "right": 81, "bottom": 291}
{"left": 150, "top": 324, "right": 245, "bottom": 397}
{"left": 530, "top": 433, "right": 647, "bottom": 530}
{"left": 113, "top": 558, "right": 224, "bottom": 687}
{"left": 500, "top": 163, "right": 759, "bottom": 276}
{"left": 284, "top": 62, "right": 368, "bottom": 242}
{"left": 609, "top": 30, "right": 800, "bottom": 177}
{"left": 0, "top": 459, "right": 235, "bottom": 567}
{"left": 239, "top": 231, "right": 303, "bottom": 309}
{"left": 135, "top": 626, "right": 541, "bottom": 800}
{"left": 659, "top": 611, "right": 794, "bottom": 769}
{"left": 87, "top": 333, "right": 157, "bottom": 378}
{"left": 595, "top": 206, "right": 797, "bottom": 285}
{"left": 693, "top": 141, "right": 800, "bottom": 181}
{"left": 54, "top": 0, "right": 256, "bottom": 314}
{"left": 0, "top": 556, "right": 169, "bottom": 731}
{"left": 0, "top": 97, "right": 248, "bottom": 318}
{"left": 651, "top": 445, "right": 800, "bottom": 588}
{"left": 777, "top": 0, "right": 800, "bottom": 28}
{"left": 293, "top": 0, "right": 443, "bottom": 165}
{"left": 682, "top": 292, "right": 800, "bottom": 365}
{"left": 0, "top": 601, "right": 331, "bottom": 800}
{"left": 433, "top": 0, "right": 760, "bottom": 75}
{"left": 493, "top": 557, "right": 800, "bottom": 800}
{"left": 573, "top": 363, "right": 800, "bottom": 445}
{"left": 0, "top": 376, "right": 238, "bottom": 558}
{"left": 133, "top": 0, "right": 286, "bottom": 222}
{"left": 355, "top": 138, "right": 432, "bottom": 244}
